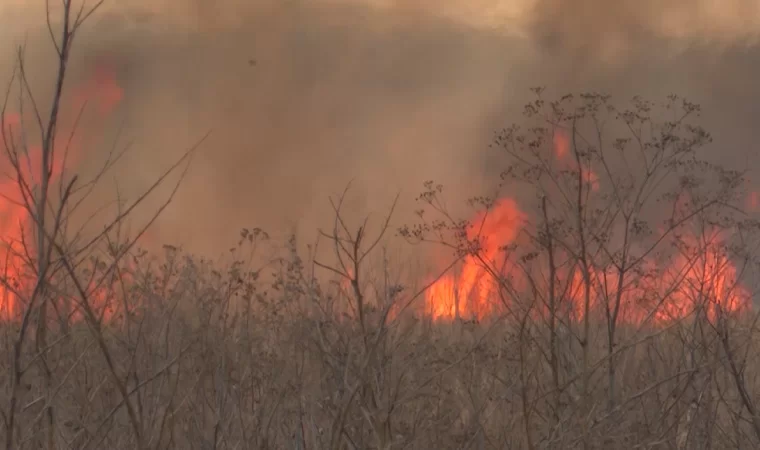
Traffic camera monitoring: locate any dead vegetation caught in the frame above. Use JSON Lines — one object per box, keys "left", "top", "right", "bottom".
{"left": 3, "top": 3, "right": 760, "bottom": 450}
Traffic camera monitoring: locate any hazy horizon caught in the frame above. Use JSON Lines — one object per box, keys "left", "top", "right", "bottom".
{"left": 1, "top": 0, "right": 760, "bottom": 256}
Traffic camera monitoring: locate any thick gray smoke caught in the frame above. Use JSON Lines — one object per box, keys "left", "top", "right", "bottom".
{"left": 1, "top": 0, "right": 759, "bottom": 256}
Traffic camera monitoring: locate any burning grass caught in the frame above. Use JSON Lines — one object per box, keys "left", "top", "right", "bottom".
{"left": 3, "top": 6, "right": 760, "bottom": 447}
{"left": 2, "top": 243, "right": 759, "bottom": 449}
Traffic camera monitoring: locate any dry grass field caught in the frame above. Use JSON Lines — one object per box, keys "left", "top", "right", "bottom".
{"left": 3, "top": 3, "right": 760, "bottom": 450}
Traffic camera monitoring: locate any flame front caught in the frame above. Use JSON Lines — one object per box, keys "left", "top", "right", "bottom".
{"left": 0, "top": 61, "right": 124, "bottom": 321}
{"left": 426, "top": 132, "right": 752, "bottom": 326}
{"left": 426, "top": 197, "right": 526, "bottom": 321}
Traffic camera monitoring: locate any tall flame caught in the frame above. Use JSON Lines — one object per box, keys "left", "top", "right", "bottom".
{"left": 426, "top": 132, "right": 752, "bottom": 325}
{"left": 426, "top": 197, "right": 526, "bottom": 320}
{"left": 0, "top": 60, "right": 124, "bottom": 321}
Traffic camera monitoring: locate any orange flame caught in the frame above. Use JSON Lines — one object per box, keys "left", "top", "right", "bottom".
{"left": 426, "top": 201, "right": 751, "bottom": 326}
{"left": 426, "top": 132, "right": 752, "bottom": 326}
{"left": 425, "top": 198, "right": 526, "bottom": 321}
{"left": 0, "top": 60, "right": 125, "bottom": 322}
{"left": 553, "top": 131, "right": 569, "bottom": 159}
{"left": 554, "top": 130, "right": 600, "bottom": 191}
{"left": 747, "top": 191, "right": 760, "bottom": 211}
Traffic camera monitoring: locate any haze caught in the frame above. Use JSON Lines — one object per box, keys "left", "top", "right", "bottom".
{"left": 1, "top": 0, "right": 760, "bottom": 256}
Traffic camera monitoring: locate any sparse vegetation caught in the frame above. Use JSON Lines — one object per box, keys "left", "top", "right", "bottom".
{"left": 2, "top": 3, "right": 760, "bottom": 450}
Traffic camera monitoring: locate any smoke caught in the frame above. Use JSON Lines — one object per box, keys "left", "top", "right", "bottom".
{"left": 1, "top": 0, "right": 760, "bottom": 256}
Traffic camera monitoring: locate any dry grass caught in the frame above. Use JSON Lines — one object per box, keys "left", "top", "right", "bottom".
{"left": 2, "top": 239, "right": 760, "bottom": 449}
{"left": 3, "top": 3, "right": 760, "bottom": 450}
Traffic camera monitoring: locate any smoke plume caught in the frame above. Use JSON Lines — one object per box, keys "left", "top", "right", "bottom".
{"left": 1, "top": 0, "right": 760, "bottom": 256}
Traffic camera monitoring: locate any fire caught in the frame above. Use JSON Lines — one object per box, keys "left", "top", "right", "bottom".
{"left": 425, "top": 132, "right": 752, "bottom": 326}
{"left": 747, "top": 190, "right": 760, "bottom": 211}
{"left": 553, "top": 129, "right": 600, "bottom": 191}
{"left": 0, "top": 60, "right": 125, "bottom": 322}
{"left": 425, "top": 198, "right": 526, "bottom": 321}
{"left": 553, "top": 235, "right": 749, "bottom": 326}
{"left": 553, "top": 131, "right": 569, "bottom": 159}
{"left": 71, "top": 60, "right": 124, "bottom": 115}
{"left": 656, "top": 231, "right": 750, "bottom": 323}
{"left": 426, "top": 207, "right": 751, "bottom": 325}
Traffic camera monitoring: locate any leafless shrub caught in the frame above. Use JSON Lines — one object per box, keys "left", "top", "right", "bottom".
{"left": 2, "top": 4, "right": 760, "bottom": 450}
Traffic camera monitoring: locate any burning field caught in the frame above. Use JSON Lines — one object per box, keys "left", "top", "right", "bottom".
{"left": 0, "top": 59, "right": 754, "bottom": 332}
{"left": 4, "top": 1, "right": 760, "bottom": 450}
{"left": 0, "top": 58, "right": 125, "bottom": 322}
{"left": 422, "top": 129, "right": 753, "bottom": 326}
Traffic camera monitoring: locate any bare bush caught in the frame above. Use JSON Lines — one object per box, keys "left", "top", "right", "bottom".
{"left": 2, "top": 4, "right": 760, "bottom": 450}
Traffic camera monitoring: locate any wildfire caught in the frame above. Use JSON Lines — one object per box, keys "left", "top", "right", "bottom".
{"left": 1, "top": 60, "right": 749, "bottom": 329}
{"left": 426, "top": 197, "right": 526, "bottom": 321}
{"left": 0, "top": 59, "right": 125, "bottom": 322}
{"left": 747, "top": 190, "right": 760, "bottom": 212}
{"left": 425, "top": 132, "right": 752, "bottom": 326}
{"left": 553, "top": 130, "right": 600, "bottom": 191}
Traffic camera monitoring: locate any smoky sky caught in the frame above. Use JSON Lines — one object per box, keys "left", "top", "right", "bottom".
{"left": 2, "top": 0, "right": 760, "bottom": 256}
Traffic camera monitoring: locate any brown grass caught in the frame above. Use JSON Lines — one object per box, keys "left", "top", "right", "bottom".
{"left": 2, "top": 240, "right": 759, "bottom": 449}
